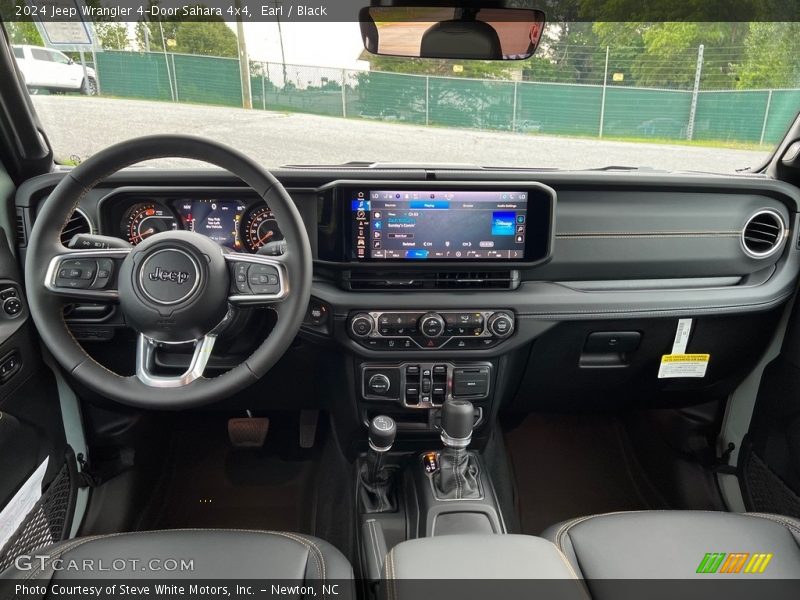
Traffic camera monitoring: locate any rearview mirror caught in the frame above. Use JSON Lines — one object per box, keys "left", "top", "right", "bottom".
{"left": 360, "top": 3, "right": 545, "bottom": 60}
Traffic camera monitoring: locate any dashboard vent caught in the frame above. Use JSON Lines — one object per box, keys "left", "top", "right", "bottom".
{"left": 15, "top": 209, "right": 27, "bottom": 247}
{"left": 347, "top": 270, "right": 517, "bottom": 291}
{"left": 742, "top": 210, "right": 785, "bottom": 258}
{"left": 60, "top": 209, "right": 92, "bottom": 246}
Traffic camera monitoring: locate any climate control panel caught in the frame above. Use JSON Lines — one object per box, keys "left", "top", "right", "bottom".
{"left": 349, "top": 310, "right": 514, "bottom": 350}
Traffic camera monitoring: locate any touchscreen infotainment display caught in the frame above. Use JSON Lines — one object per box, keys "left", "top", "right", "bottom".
{"left": 350, "top": 190, "right": 528, "bottom": 260}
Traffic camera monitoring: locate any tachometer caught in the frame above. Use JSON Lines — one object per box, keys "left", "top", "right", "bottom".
{"left": 122, "top": 203, "right": 177, "bottom": 245}
{"left": 243, "top": 206, "right": 283, "bottom": 252}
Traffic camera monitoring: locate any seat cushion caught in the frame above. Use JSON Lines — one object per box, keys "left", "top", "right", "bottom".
{"left": 542, "top": 511, "right": 800, "bottom": 579}
{"left": 0, "top": 529, "right": 353, "bottom": 584}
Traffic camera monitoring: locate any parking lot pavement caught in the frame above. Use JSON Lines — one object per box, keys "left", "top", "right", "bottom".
{"left": 32, "top": 95, "right": 768, "bottom": 172}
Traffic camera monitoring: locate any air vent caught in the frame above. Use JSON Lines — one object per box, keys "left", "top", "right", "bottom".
{"left": 60, "top": 209, "right": 92, "bottom": 246}
{"left": 347, "top": 270, "right": 517, "bottom": 291}
{"left": 15, "top": 209, "right": 27, "bottom": 247}
{"left": 742, "top": 210, "right": 785, "bottom": 259}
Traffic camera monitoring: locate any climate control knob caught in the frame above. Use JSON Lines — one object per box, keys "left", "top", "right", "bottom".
{"left": 487, "top": 312, "right": 514, "bottom": 338}
{"left": 350, "top": 313, "right": 374, "bottom": 338}
{"left": 419, "top": 312, "right": 446, "bottom": 338}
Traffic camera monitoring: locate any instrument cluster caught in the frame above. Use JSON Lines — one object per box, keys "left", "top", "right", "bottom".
{"left": 116, "top": 198, "right": 283, "bottom": 253}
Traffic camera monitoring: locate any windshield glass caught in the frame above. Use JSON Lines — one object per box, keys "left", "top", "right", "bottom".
{"left": 7, "top": 18, "right": 800, "bottom": 172}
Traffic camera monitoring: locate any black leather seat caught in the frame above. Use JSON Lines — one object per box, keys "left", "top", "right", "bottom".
{"left": 542, "top": 511, "right": 800, "bottom": 579}
{"left": 0, "top": 530, "right": 353, "bottom": 587}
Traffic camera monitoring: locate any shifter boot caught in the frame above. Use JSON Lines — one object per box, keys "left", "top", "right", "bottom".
{"left": 434, "top": 449, "right": 481, "bottom": 500}
{"left": 358, "top": 460, "right": 397, "bottom": 513}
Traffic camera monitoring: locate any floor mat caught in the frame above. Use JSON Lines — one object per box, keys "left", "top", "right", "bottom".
{"left": 504, "top": 413, "right": 668, "bottom": 535}
{"left": 138, "top": 414, "right": 318, "bottom": 533}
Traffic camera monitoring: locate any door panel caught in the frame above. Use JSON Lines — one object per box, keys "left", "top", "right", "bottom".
{"left": 0, "top": 171, "right": 72, "bottom": 563}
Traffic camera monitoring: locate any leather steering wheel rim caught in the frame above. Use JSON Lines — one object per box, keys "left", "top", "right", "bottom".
{"left": 25, "top": 135, "right": 312, "bottom": 409}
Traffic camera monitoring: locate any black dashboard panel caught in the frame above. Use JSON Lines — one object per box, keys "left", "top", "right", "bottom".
{"left": 13, "top": 167, "right": 800, "bottom": 417}
{"left": 13, "top": 168, "right": 800, "bottom": 328}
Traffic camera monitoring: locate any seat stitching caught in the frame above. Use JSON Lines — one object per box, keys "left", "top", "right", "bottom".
{"left": 744, "top": 513, "right": 800, "bottom": 537}
{"left": 553, "top": 509, "right": 686, "bottom": 551}
{"left": 389, "top": 548, "right": 397, "bottom": 600}
{"left": 552, "top": 545, "right": 592, "bottom": 600}
{"left": 22, "top": 534, "right": 108, "bottom": 581}
{"left": 264, "top": 531, "right": 325, "bottom": 581}
{"left": 366, "top": 520, "right": 381, "bottom": 577}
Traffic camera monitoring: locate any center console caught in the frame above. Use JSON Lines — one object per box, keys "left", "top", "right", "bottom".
{"left": 326, "top": 182, "right": 557, "bottom": 586}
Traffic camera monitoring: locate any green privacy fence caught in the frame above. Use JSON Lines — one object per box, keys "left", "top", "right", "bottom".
{"left": 95, "top": 51, "right": 800, "bottom": 146}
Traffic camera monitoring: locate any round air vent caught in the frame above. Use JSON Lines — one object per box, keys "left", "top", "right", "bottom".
{"left": 60, "top": 208, "right": 92, "bottom": 246}
{"left": 741, "top": 209, "right": 786, "bottom": 259}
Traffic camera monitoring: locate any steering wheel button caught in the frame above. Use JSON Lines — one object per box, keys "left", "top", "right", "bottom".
{"left": 59, "top": 278, "right": 91, "bottom": 289}
{"left": 3, "top": 297, "right": 22, "bottom": 317}
{"left": 250, "top": 284, "right": 280, "bottom": 295}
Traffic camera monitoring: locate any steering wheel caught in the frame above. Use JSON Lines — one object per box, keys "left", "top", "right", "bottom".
{"left": 25, "top": 135, "right": 312, "bottom": 409}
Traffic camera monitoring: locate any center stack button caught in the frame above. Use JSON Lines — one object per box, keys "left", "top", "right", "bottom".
{"left": 351, "top": 313, "right": 374, "bottom": 338}
{"left": 419, "top": 312, "right": 445, "bottom": 337}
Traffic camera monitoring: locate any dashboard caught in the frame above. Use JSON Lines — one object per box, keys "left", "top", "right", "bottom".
{"left": 98, "top": 190, "right": 283, "bottom": 253}
{"left": 14, "top": 167, "right": 800, "bottom": 419}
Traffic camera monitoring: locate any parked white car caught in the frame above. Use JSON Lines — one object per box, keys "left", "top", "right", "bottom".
{"left": 12, "top": 44, "right": 97, "bottom": 95}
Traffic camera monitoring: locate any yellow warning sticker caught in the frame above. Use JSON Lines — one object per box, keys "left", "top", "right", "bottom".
{"left": 658, "top": 354, "right": 710, "bottom": 378}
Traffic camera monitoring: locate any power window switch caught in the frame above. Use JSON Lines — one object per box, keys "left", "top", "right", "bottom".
{"left": 405, "top": 386, "right": 419, "bottom": 405}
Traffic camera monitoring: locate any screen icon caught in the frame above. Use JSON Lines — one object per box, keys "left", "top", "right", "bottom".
{"left": 515, "top": 234, "right": 525, "bottom": 243}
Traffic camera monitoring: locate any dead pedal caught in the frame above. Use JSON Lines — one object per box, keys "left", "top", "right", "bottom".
{"left": 228, "top": 417, "right": 269, "bottom": 448}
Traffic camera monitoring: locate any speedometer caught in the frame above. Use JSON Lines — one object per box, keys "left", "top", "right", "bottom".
{"left": 122, "top": 203, "right": 177, "bottom": 245}
{"left": 243, "top": 206, "right": 283, "bottom": 252}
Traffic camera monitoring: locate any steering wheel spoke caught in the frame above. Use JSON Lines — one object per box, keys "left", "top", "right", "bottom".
{"left": 225, "top": 253, "right": 290, "bottom": 306}
{"left": 45, "top": 248, "right": 131, "bottom": 302}
{"left": 136, "top": 333, "right": 216, "bottom": 388}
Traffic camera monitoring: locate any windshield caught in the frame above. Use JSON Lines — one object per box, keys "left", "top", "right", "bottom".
{"left": 7, "top": 18, "right": 800, "bottom": 172}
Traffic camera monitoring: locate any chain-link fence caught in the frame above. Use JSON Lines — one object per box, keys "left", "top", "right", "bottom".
{"left": 94, "top": 50, "right": 800, "bottom": 146}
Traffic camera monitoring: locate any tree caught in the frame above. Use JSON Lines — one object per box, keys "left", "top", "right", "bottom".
{"left": 135, "top": 5, "right": 237, "bottom": 57}
{"left": 6, "top": 21, "right": 43, "bottom": 46}
{"left": 94, "top": 23, "right": 129, "bottom": 50}
{"left": 736, "top": 23, "right": 800, "bottom": 89}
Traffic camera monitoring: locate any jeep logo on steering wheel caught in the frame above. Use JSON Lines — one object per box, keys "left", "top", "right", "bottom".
{"left": 149, "top": 266, "right": 190, "bottom": 285}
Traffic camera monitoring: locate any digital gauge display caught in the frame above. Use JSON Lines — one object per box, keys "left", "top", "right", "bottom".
{"left": 175, "top": 200, "right": 245, "bottom": 250}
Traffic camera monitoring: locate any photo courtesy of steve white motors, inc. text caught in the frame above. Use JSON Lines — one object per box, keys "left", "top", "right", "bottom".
{"left": 12, "top": 583, "right": 346, "bottom": 598}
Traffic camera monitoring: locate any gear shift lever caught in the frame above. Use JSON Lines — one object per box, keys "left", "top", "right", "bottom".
{"left": 440, "top": 398, "right": 475, "bottom": 449}
{"left": 359, "top": 415, "right": 397, "bottom": 513}
{"left": 367, "top": 415, "right": 396, "bottom": 484}
{"left": 434, "top": 399, "right": 481, "bottom": 500}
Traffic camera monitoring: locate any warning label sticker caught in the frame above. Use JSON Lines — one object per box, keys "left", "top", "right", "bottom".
{"left": 658, "top": 353, "right": 710, "bottom": 378}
